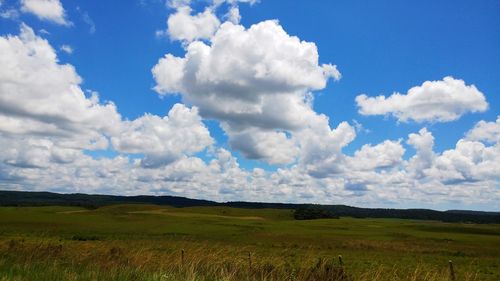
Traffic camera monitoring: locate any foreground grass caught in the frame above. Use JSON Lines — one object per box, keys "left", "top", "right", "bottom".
{"left": 0, "top": 205, "right": 498, "bottom": 280}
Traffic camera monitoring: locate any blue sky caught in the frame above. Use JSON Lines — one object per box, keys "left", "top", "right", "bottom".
{"left": 0, "top": 0, "right": 499, "bottom": 210}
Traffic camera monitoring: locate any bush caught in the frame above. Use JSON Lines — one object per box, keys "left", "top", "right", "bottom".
{"left": 71, "top": 234, "right": 100, "bottom": 241}
{"left": 293, "top": 205, "right": 339, "bottom": 220}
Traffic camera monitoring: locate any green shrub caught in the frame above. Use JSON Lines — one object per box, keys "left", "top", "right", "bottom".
{"left": 293, "top": 205, "right": 339, "bottom": 220}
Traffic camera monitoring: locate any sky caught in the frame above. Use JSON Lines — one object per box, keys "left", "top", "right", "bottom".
{"left": 0, "top": 0, "right": 499, "bottom": 211}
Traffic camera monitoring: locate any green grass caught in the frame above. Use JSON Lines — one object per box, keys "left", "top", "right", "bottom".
{"left": 0, "top": 204, "right": 498, "bottom": 280}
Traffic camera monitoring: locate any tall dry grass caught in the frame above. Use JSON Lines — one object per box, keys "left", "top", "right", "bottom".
{"left": 0, "top": 239, "right": 480, "bottom": 281}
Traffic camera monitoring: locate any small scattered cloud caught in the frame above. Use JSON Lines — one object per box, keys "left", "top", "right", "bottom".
{"left": 155, "top": 29, "right": 168, "bottom": 39}
{"left": 0, "top": 8, "right": 19, "bottom": 20}
{"left": 59, "top": 44, "right": 73, "bottom": 54}
{"left": 167, "top": 0, "right": 191, "bottom": 9}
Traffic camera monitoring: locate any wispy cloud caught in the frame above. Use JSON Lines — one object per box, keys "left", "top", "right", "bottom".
{"left": 76, "top": 6, "right": 96, "bottom": 34}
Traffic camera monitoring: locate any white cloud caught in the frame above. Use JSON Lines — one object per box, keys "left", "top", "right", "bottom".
{"left": 156, "top": 1, "right": 343, "bottom": 169}
{"left": 0, "top": 8, "right": 19, "bottom": 19}
{"left": 154, "top": 21, "right": 340, "bottom": 114}
{"left": 0, "top": 24, "right": 213, "bottom": 169}
{"left": 0, "top": 24, "right": 121, "bottom": 150}
{"left": 349, "top": 140, "right": 405, "bottom": 171}
{"left": 356, "top": 77, "right": 488, "bottom": 123}
{"left": 155, "top": 3, "right": 355, "bottom": 185}
{"left": 406, "top": 128, "right": 436, "bottom": 177}
{"left": 21, "top": 0, "right": 70, "bottom": 26}
{"left": 1, "top": 122, "right": 499, "bottom": 209}
{"left": 111, "top": 104, "right": 213, "bottom": 168}
{"left": 352, "top": 119, "right": 370, "bottom": 134}
{"left": 59, "top": 44, "right": 73, "bottom": 54}
{"left": 155, "top": 29, "right": 168, "bottom": 39}
{"left": 428, "top": 140, "right": 500, "bottom": 185}
{"left": 223, "top": 126, "right": 298, "bottom": 165}
{"left": 167, "top": 0, "right": 191, "bottom": 9}
{"left": 297, "top": 118, "right": 356, "bottom": 178}
{"left": 1, "top": 8, "right": 499, "bottom": 210}
{"left": 167, "top": 7, "right": 220, "bottom": 42}
{"left": 152, "top": 54, "right": 185, "bottom": 93}
{"left": 466, "top": 116, "right": 500, "bottom": 143}
{"left": 213, "top": 0, "right": 258, "bottom": 24}
{"left": 0, "top": 136, "right": 83, "bottom": 168}
{"left": 225, "top": 6, "right": 240, "bottom": 24}
{"left": 403, "top": 124, "right": 500, "bottom": 189}
{"left": 211, "top": 0, "right": 259, "bottom": 7}
{"left": 153, "top": 20, "right": 341, "bottom": 166}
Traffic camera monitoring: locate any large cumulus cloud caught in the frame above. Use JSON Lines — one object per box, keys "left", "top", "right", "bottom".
{"left": 152, "top": 19, "right": 342, "bottom": 165}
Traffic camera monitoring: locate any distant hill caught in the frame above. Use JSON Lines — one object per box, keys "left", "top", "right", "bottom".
{"left": 446, "top": 209, "right": 500, "bottom": 216}
{"left": 227, "top": 201, "right": 500, "bottom": 223}
{"left": 0, "top": 190, "right": 217, "bottom": 208}
{"left": 0, "top": 190, "right": 499, "bottom": 224}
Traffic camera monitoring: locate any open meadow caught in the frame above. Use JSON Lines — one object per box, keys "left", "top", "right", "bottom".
{"left": 0, "top": 204, "right": 499, "bottom": 281}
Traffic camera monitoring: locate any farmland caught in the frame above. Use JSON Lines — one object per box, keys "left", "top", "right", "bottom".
{"left": 0, "top": 204, "right": 499, "bottom": 280}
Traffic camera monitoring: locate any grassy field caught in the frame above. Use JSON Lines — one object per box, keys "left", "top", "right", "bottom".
{"left": 0, "top": 204, "right": 499, "bottom": 280}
